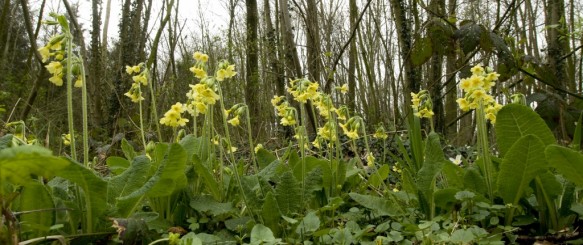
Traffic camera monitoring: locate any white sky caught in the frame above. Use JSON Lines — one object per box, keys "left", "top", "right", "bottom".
{"left": 39, "top": 0, "right": 231, "bottom": 45}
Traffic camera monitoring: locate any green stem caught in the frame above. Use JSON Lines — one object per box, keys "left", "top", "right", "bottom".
{"left": 138, "top": 85, "right": 147, "bottom": 151}
{"left": 65, "top": 33, "right": 76, "bottom": 161}
{"left": 80, "top": 58, "right": 89, "bottom": 167}
{"left": 244, "top": 108, "right": 258, "bottom": 172}
{"left": 146, "top": 68, "right": 162, "bottom": 141}
{"left": 476, "top": 101, "right": 494, "bottom": 201}
{"left": 299, "top": 105, "right": 307, "bottom": 205}
{"left": 217, "top": 86, "right": 254, "bottom": 221}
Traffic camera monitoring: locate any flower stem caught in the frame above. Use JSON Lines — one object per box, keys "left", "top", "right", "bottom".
{"left": 138, "top": 86, "right": 147, "bottom": 151}
{"left": 244, "top": 108, "right": 258, "bottom": 172}
{"left": 80, "top": 57, "right": 89, "bottom": 167}
{"left": 65, "top": 33, "right": 76, "bottom": 161}
{"left": 477, "top": 101, "right": 494, "bottom": 201}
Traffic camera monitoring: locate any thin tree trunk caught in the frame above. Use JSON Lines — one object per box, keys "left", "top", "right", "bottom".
{"left": 246, "top": 0, "right": 261, "bottom": 136}
{"left": 305, "top": 0, "right": 321, "bottom": 83}
{"left": 347, "top": 0, "right": 357, "bottom": 112}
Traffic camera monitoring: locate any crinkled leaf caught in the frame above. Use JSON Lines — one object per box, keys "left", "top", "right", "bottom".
{"left": 546, "top": 145, "right": 583, "bottom": 187}
{"left": 349, "top": 193, "right": 402, "bottom": 217}
{"left": 106, "top": 156, "right": 131, "bottom": 175}
{"left": 496, "top": 135, "right": 547, "bottom": 205}
{"left": 108, "top": 156, "right": 151, "bottom": 217}
{"left": 0, "top": 145, "right": 70, "bottom": 185}
{"left": 275, "top": 171, "right": 301, "bottom": 215}
{"left": 190, "top": 195, "right": 235, "bottom": 216}
{"left": 495, "top": 104, "right": 556, "bottom": 157}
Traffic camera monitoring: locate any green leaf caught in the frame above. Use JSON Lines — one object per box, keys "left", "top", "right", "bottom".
{"left": 349, "top": 193, "right": 402, "bottom": 217}
{"left": 416, "top": 132, "right": 445, "bottom": 219}
{"left": 256, "top": 148, "right": 278, "bottom": 170}
{"left": 0, "top": 145, "right": 70, "bottom": 185}
{"left": 496, "top": 135, "right": 547, "bottom": 205}
{"left": 250, "top": 224, "right": 279, "bottom": 245}
{"left": 117, "top": 144, "right": 187, "bottom": 216}
{"left": 106, "top": 156, "right": 131, "bottom": 175}
{"left": 546, "top": 145, "right": 583, "bottom": 187}
{"left": 108, "top": 156, "right": 151, "bottom": 217}
{"left": 192, "top": 156, "right": 221, "bottom": 199}
{"left": 411, "top": 37, "right": 433, "bottom": 66}
{"left": 495, "top": 104, "right": 556, "bottom": 157}
{"left": 463, "top": 165, "right": 487, "bottom": 195}
{"left": 369, "top": 164, "right": 390, "bottom": 188}
{"left": 296, "top": 211, "right": 320, "bottom": 235}
{"left": 56, "top": 159, "right": 108, "bottom": 232}
{"left": 146, "top": 143, "right": 187, "bottom": 197}
{"left": 121, "top": 138, "right": 137, "bottom": 160}
{"left": 15, "top": 181, "right": 55, "bottom": 237}
{"left": 0, "top": 134, "right": 13, "bottom": 150}
{"left": 275, "top": 171, "right": 301, "bottom": 215}
{"left": 262, "top": 192, "right": 281, "bottom": 236}
{"left": 190, "top": 195, "right": 235, "bottom": 216}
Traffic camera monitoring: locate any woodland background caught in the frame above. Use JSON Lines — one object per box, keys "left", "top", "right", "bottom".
{"left": 1, "top": 0, "right": 582, "bottom": 152}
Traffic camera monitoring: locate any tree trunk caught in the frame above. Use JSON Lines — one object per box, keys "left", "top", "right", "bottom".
{"left": 389, "top": 0, "right": 420, "bottom": 119}
{"left": 347, "top": 0, "right": 357, "bottom": 112}
{"left": 305, "top": 0, "right": 321, "bottom": 83}
{"left": 245, "top": 0, "right": 261, "bottom": 136}
{"left": 427, "top": 0, "right": 445, "bottom": 134}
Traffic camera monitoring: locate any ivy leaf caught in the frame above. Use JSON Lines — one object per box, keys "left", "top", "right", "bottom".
{"left": 411, "top": 37, "right": 433, "bottom": 66}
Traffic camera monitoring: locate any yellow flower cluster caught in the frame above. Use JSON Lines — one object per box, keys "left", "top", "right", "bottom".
{"left": 189, "top": 52, "right": 209, "bottom": 79}
{"left": 456, "top": 65, "right": 502, "bottom": 123}
{"left": 271, "top": 95, "right": 297, "bottom": 126}
{"left": 216, "top": 62, "right": 237, "bottom": 82}
{"left": 411, "top": 90, "right": 434, "bottom": 119}
{"left": 159, "top": 102, "right": 189, "bottom": 127}
{"left": 185, "top": 83, "right": 220, "bottom": 116}
{"left": 373, "top": 125, "right": 388, "bottom": 140}
{"left": 124, "top": 64, "right": 148, "bottom": 103}
{"left": 287, "top": 78, "right": 319, "bottom": 103}
{"left": 225, "top": 104, "right": 246, "bottom": 127}
{"left": 339, "top": 117, "right": 362, "bottom": 140}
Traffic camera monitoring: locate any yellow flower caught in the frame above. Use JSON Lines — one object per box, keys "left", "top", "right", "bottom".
{"left": 62, "top": 133, "right": 71, "bottom": 146}
{"left": 470, "top": 64, "right": 485, "bottom": 76}
{"left": 49, "top": 74, "right": 63, "bottom": 86}
{"left": 160, "top": 102, "right": 189, "bottom": 127}
{"left": 254, "top": 144, "right": 263, "bottom": 153}
{"left": 49, "top": 41, "right": 62, "bottom": 51}
{"left": 216, "top": 69, "right": 227, "bottom": 81}
{"left": 200, "top": 54, "right": 209, "bottom": 62}
{"left": 38, "top": 46, "right": 50, "bottom": 62}
{"left": 224, "top": 65, "right": 237, "bottom": 78}
{"left": 45, "top": 61, "right": 63, "bottom": 75}
{"left": 228, "top": 115, "right": 240, "bottom": 126}
{"left": 54, "top": 53, "right": 64, "bottom": 60}
{"left": 345, "top": 130, "right": 359, "bottom": 140}
{"left": 312, "top": 138, "right": 322, "bottom": 149}
{"left": 271, "top": 95, "right": 284, "bottom": 106}
{"left": 133, "top": 75, "right": 148, "bottom": 86}
{"left": 456, "top": 98, "right": 470, "bottom": 111}
{"left": 460, "top": 78, "right": 472, "bottom": 92}
{"left": 126, "top": 65, "right": 141, "bottom": 75}
{"left": 366, "top": 153, "right": 375, "bottom": 166}
{"left": 471, "top": 89, "right": 487, "bottom": 101}
{"left": 338, "top": 84, "right": 348, "bottom": 94}
{"left": 74, "top": 76, "right": 83, "bottom": 87}
{"left": 190, "top": 66, "right": 207, "bottom": 79}
{"left": 485, "top": 113, "right": 497, "bottom": 124}
{"left": 193, "top": 51, "right": 205, "bottom": 61}
{"left": 468, "top": 75, "right": 484, "bottom": 89}
{"left": 281, "top": 115, "right": 296, "bottom": 126}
